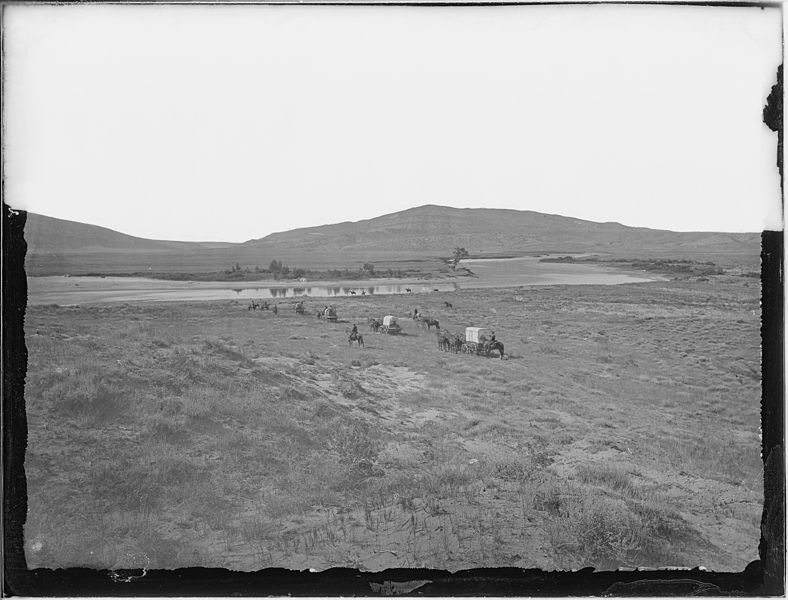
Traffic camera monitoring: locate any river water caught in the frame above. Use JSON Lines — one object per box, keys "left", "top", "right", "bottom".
{"left": 26, "top": 256, "right": 659, "bottom": 305}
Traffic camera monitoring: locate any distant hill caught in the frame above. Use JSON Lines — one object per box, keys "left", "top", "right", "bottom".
{"left": 23, "top": 205, "right": 760, "bottom": 275}
{"left": 24, "top": 213, "right": 233, "bottom": 253}
{"left": 245, "top": 204, "right": 759, "bottom": 256}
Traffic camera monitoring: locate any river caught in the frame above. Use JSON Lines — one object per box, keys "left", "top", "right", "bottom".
{"left": 26, "top": 256, "right": 659, "bottom": 305}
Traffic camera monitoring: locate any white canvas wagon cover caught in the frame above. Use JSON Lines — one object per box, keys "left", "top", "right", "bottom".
{"left": 466, "top": 327, "right": 492, "bottom": 343}
{"left": 383, "top": 315, "right": 398, "bottom": 327}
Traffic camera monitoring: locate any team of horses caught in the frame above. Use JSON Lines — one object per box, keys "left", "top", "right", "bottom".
{"left": 247, "top": 300, "right": 271, "bottom": 311}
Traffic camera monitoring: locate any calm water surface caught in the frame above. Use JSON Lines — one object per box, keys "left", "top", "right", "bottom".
{"left": 27, "top": 256, "right": 659, "bottom": 305}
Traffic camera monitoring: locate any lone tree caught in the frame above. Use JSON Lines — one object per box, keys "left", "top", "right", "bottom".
{"left": 452, "top": 247, "right": 470, "bottom": 269}
{"left": 363, "top": 262, "right": 375, "bottom": 274}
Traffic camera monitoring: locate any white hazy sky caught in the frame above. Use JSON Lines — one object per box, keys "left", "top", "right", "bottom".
{"left": 3, "top": 4, "right": 783, "bottom": 242}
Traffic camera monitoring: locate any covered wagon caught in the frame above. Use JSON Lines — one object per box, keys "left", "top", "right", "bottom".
{"left": 463, "top": 327, "right": 504, "bottom": 358}
{"left": 318, "top": 306, "right": 338, "bottom": 321}
{"left": 463, "top": 327, "right": 491, "bottom": 354}
{"left": 380, "top": 315, "right": 402, "bottom": 335}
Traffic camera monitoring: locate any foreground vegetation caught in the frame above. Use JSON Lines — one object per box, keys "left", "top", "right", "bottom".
{"left": 24, "top": 272, "right": 762, "bottom": 571}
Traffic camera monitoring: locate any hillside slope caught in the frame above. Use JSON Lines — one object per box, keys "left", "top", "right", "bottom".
{"left": 246, "top": 205, "right": 759, "bottom": 256}
{"left": 22, "top": 205, "right": 760, "bottom": 275}
{"left": 24, "top": 212, "right": 233, "bottom": 254}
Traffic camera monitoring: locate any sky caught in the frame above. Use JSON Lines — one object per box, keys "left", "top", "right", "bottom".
{"left": 3, "top": 4, "right": 783, "bottom": 242}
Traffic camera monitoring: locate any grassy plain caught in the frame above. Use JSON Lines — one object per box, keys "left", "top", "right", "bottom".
{"left": 23, "top": 270, "right": 762, "bottom": 572}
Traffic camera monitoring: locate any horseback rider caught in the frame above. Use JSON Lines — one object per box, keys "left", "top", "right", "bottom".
{"left": 413, "top": 308, "right": 419, "bottom": 319}
{"left": 491, "top": 331, "right": 496, "bottom": 343}
{"left": 351, "top": 323, "right": 358, "bottom": 336}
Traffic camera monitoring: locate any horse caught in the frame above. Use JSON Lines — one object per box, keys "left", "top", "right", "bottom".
{"left": 405, "top": 288, "right": 412, "bottom": 293}
{"left": 248, "top": 301, "right": 260, "bottom": 311}
{"left": 451, "top": 334, "right": 463, "bottom": 353}
{"left": 436, "top": 331, "right": 451, "bottom": 351}
{"left": 444, "top": 301, "right": 453, "bottom": 309}
{"left": 422, "top": 318, "right": 439, "bottom": 331}
{"left": 485, "top": 340, "right": 505, "bottom": 359}
{"left": 349, "top": 331, "right": 364, "bottom": 347}
{"left": 349, "top": 290, "right": 357, "bottom": 295}
{"left": 368, "top": 318, "right": 381, "bottom": 333}
{"left": 433, "top": 288, "right": 439, "bottom": 292}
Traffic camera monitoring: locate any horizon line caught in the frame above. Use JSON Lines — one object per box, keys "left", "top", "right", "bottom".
{"left": 18, "top": 203, "right": 765, "bottom": 244}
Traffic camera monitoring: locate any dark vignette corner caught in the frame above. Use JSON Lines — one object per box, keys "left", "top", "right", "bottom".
{"left": 3, "top": 202, "right": 30, "bottom": 594}
{"left": 759, "top": 61, "right": 785, "bottom": 597}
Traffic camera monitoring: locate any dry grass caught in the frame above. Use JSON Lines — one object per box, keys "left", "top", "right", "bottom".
{"left": 23, "top": 275, "right": 762, "bottom": 571}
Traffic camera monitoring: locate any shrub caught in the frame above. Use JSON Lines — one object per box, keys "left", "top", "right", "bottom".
{"left": 576, "top": 463, "right": 634, "bottom": 494}
{"left": 326, "top": 420, "right": 382, "bottom": 466}
{"left": 573, "top": 498, "right": 644, "bottom": 568}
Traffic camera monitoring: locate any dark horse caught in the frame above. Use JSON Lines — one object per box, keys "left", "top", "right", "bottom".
{"left": 349, "top": 332, "right": 365, "bottom": 347}
{"left": 485, "top": 340, "right": 505, "bottom": 359}
{"left": 444, "top": 301, "right": 453, "bottom": 309}
{"left": 368, "top": 318, "right": 381, "bottom": 333}
{"left": 450, "top": 334, "right": 463, "bottom": 353}
{"left": 422, "top": 318, "right": 439, "bottom": 331}
{"left": 436, "top": 331, "right": 451, "bottom": 351}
